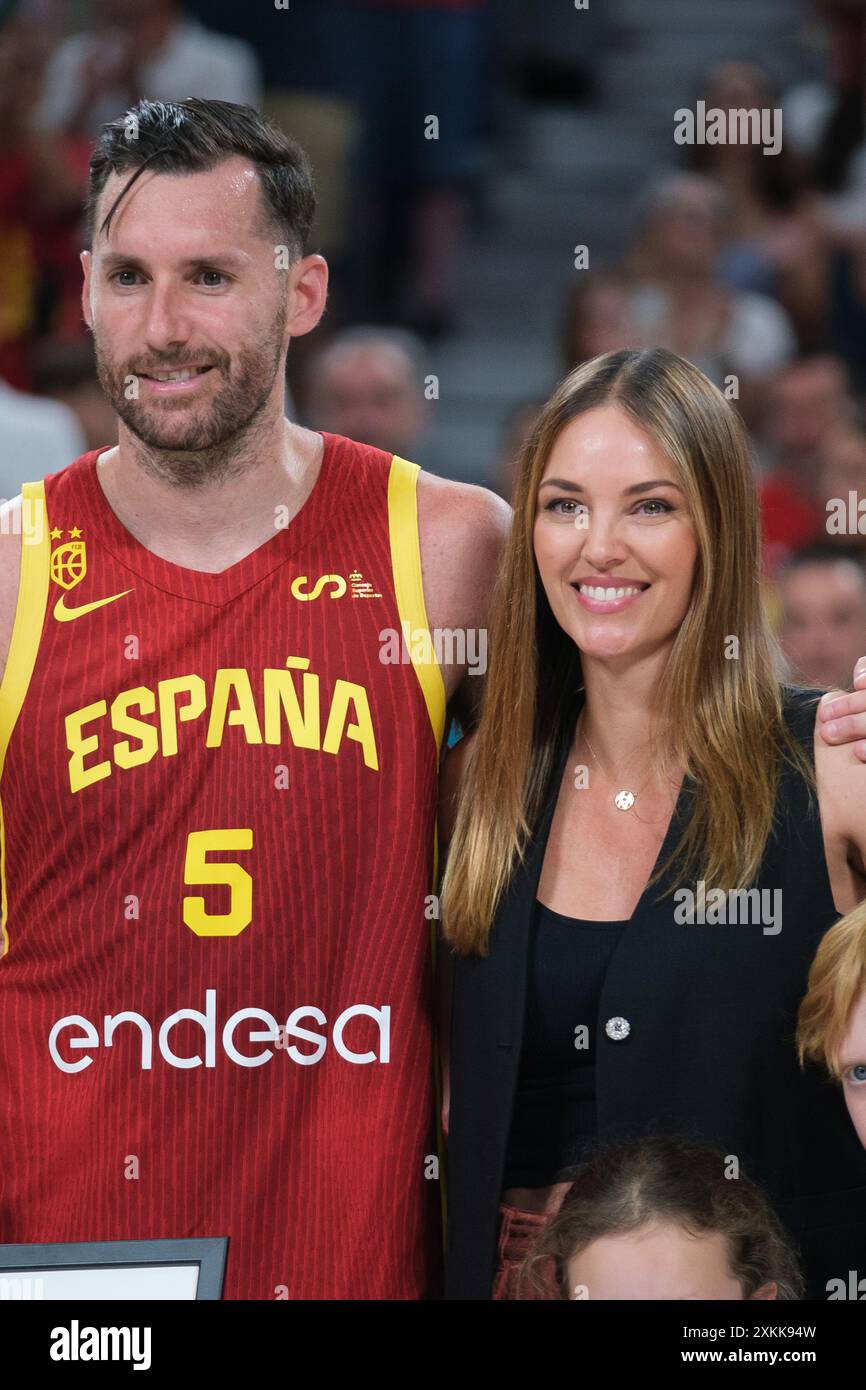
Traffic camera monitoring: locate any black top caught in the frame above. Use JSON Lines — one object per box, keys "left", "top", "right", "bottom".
{"left": 502, "top": 902, "right": 627, "bottom": 1188}
{"left": 444, "top": 687, "right": 866, "bottom": 1300}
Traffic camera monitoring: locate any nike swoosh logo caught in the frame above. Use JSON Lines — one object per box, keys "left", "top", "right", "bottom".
{"left": 53, "top": 588, "right": 134, "bottom": 621}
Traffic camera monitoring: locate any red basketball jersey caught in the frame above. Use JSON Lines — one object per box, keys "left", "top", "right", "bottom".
{"left": 0, "top": 433, "right": 446, "bottom": 1299}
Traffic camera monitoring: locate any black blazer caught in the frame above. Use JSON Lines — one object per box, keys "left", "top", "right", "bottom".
{"left": 444, "top": 688, "right": 866, "bottom": 1299}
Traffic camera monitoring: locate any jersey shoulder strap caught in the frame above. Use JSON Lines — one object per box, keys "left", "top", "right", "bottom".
{"left": 386, "top": 455, "right": 446, "bottom": 749}
{"left": 0, "top": 479, "right": 50, "bottom": 954}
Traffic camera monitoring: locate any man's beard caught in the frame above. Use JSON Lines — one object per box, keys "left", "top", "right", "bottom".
{"left": 93, "top": 306, "right": 286, "bottom": 487}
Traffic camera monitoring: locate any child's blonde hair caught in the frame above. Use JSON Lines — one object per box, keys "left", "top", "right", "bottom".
{"left": 797, "top": 899, "right": 866, "bottom": 1078}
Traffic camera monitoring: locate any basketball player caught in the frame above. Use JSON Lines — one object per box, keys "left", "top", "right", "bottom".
{"left": 0, "top": 98, "right": 508, "bottom": 1300}
{"left": 0, "top": 98, "right": 865, "bottom": 1303}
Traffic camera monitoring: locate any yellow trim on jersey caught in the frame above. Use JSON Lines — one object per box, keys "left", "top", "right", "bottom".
{"left": 0, "top": 482, "right": 51, "bottom": 956}
{"left": 430, "top": 823, "right": 448, "bottom": 1250}
{"left": 387, "top": 456, "right": 447, "bottom": 750}
{"left": 387, "top": 456, "right": 449, "bottom": 1244}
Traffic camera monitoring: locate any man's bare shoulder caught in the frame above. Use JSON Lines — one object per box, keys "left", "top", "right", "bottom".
{"left": 0, "top": 498, "right": 24, "bottom": 685}
{"left": 416, "top": 471, "right": 511, "bottom": 635}
{"left": 416, "top": 470, "right": 512, "bottom": 552}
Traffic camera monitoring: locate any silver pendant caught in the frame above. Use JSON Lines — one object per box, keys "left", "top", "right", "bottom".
{"left": 614, "top": 789, "right": 635, "bottom": 811}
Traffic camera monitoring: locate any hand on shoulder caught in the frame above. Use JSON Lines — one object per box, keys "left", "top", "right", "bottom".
{"left": 816, "top": 657, "right": 866, "bottom": 762}
{"left": 815, "top": 686, "right": 866, "bottom": 878}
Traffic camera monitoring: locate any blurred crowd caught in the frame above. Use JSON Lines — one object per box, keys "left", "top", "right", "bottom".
{"left": 2, "top": 0, "right": 866, "bottom": 690}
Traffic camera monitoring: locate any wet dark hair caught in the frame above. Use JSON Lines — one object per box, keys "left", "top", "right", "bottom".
{"left": 518, "top": 1134, "right": 805, "bottom": 1300}
{"left": 86, "top": 97, "right": 316, "bottom": 257}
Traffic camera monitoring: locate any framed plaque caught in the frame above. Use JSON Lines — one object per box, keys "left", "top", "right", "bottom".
{"left": 0, "top": 1236, "right": 228, "bottom": 1299}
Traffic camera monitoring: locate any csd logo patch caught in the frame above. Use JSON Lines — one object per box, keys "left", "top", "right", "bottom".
{"left": 291, "top": 573, "right": 347, "bottom": 601}
{"left": 290, "top": 571, "right": 383, "bottom": 601}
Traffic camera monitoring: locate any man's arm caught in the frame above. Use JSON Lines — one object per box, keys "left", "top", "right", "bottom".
{"left": 416, "top": 472, "right": 511, "bottom": 736}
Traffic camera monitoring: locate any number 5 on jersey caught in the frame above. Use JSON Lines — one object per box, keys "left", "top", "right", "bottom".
{"left": 183, "top": 829, "right": 253, "bottom": 936}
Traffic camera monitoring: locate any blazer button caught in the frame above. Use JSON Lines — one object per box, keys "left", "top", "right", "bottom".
{"left": 605, "top": 1016, "right": 630, "bottom": 1041}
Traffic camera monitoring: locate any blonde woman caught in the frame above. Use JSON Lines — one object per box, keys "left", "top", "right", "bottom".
{"left": 798, "top": 899, "right": 866, "bottom": 1151}
{"left": 438, "top": 348, "right": 866, "bottom": 1300}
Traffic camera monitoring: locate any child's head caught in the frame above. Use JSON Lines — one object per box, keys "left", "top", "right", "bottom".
{"left": 797, "top": 899, "right": 866, "bottom": 1147}
{"left": 518, "top": 1135, "right": 804, "bottom": 1300}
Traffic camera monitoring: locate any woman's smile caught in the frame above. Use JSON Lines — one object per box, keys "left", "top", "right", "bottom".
{"left": 572, "top": 578, "right": 651, "bottom": 614}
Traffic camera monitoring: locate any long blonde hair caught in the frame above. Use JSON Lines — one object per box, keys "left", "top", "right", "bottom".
{"left": 441, "top": 348, "right": 811, "bottom": 956}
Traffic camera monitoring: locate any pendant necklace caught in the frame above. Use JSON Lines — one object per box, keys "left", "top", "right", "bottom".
{"left": 579, "top": 715, "right": 655, "bottom": 812}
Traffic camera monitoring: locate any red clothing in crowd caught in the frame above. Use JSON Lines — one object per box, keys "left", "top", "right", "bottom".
{"left": 759, "top": 471, "right": 823, "bottom": 576}
{"left": 0, "top": 137, "right": 92, "bottom": 392}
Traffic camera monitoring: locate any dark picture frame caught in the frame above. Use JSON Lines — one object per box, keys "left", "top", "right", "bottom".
{"left": 0, "top": 1236, "right": 228, "bottom": 1300}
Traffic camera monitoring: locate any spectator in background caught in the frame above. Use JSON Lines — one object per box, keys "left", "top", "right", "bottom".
{"left": 0, "top": 375, "right": 84, "bottom": 498}
{"left": 820, "top": 419, "right": 866, "bottom": 557}
{"left": 809, "top": 0, "right": 866, "bottom": 221}
{"left": 491, "top": 395, "right": 545, "bottom": 503}
{"left": 758, "top": 355, "right": 854, "bottom": 572}
{"left": 687, "top": 61, "right": 829, "bottom": 351}
{"left": 32, "top": 340, "right": 118, "bottom": 452}
{"left": 332, "top": 0, "right": 491, "bottom": 336}
{"left": 0, "top": 2, "right": 92, "bottom": 391}
{"left": 779, "top": 543, "right": 866, "bottom": 690}
{"left": 36, "top": 0, "right": 261, "bottom": 139}
{"left": 305, "top": 326, "right": 431, "bottom": 461}
{"left": 800, "top": 1, "right": 866, "bottom": 391}
{"left": 782, "top": 0, "right": 860, "bottom": 168}
{"left": 626, "top": 173, "right": 797, "bottom": 425}
{"left": 560, "top": 269, "right": 642, "bottom": 375}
